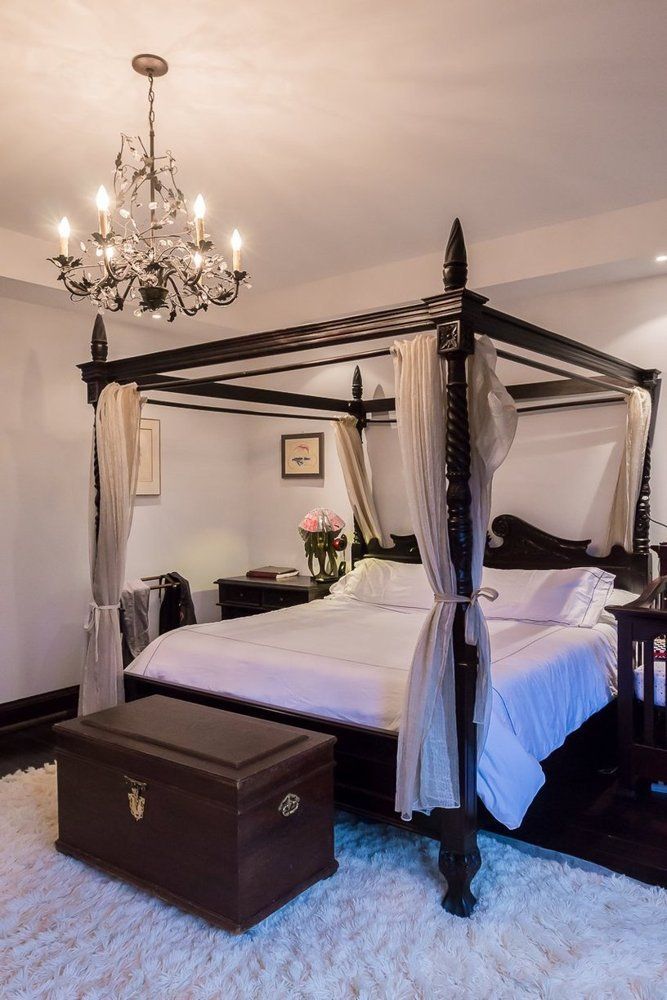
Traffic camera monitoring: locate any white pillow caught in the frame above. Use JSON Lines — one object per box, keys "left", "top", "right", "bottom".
{"left": 597, "top": 588, "right": 640, "bottom": 625}
{"left": 482, "top": 566, "right": 616, "bottom": 628}
{"left": 330, "top": 559, "right": 619, "bottom": 626}
{"left": 330, "top": 558, "right": 432, "bottom": 609}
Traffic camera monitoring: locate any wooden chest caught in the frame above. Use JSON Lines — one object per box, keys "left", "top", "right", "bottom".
{"left": 54, "top": 695, "right": 337, "bottom": 931}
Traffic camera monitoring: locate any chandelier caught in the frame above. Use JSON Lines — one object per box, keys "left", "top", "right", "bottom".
{"left": 49, "top": 54, "right": 249, "bottom": 322}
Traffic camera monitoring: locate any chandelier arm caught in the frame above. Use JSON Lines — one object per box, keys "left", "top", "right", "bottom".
{"left": 104, "top": 298, "right": 124, "bottom": 313}
{"left": 178, "top": 264, "right": 203, "bottom": 287}
{"left": 65, "top": 285, "right": 93, "bottom": 302}
{"left": 165, "top": 275, "right": 201, "bottom": 316}
{"left": 119, "top": 274, "right": 138, "bottom": 304}
{"left": 60, "top": 271, "right": 93, "bottom": 298}
{"left": 103, "top": 251, "right": 132, "bottom": 284}
{"left": 205, "top": 278, "right": 242, "bottom": 307}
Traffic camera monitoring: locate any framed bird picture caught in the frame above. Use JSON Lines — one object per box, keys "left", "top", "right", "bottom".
{"left": 281, "top": 432, "right": 324, "bottom": 479}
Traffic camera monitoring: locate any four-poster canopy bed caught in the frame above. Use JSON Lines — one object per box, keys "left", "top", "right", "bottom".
{"left": 77, "top": 219, "right": 662, "bottom": 917}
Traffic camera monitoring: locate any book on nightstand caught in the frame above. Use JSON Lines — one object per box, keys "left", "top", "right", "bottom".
{"left": 246, "top": 566, "right": 299, "bottom": 581}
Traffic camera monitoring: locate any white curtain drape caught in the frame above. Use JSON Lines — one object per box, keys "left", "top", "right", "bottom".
{"left": 79, "top": 382, "right": 143, "bottom": 716}
{"left": 392, "top": 334, "right": 517, "bottom": 820}
{"left": 602, "top": 387, "right": 652, "bottom": 553}
{"left": 332, "top": 414, "right": 385, "bottom": 544}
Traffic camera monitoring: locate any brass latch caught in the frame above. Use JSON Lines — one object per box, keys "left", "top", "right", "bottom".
{"left": 124, "top": 776, "right": 147, "bottom": 822}
{"left": 278, "top": 792, "right": 300, "bottom": 817}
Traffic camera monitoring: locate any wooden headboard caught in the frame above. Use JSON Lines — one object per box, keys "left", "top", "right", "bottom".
{"left": 362, "top": 514, "right": 650, "bottom": 593}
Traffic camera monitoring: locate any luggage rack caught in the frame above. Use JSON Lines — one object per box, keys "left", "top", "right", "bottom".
{"left": 141, "top": 574, "right": 179, "bottom": 593}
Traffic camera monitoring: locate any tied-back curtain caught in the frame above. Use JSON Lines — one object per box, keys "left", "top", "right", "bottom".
{"left": 332, "top": 414, "right": 385, "bottom": 545}
{"left": 603, "top": 387, "right": 651, "bottom": 554}
{"left": 392, "top": 334, "right": 516, "bottom": 820}
{"left": 466, "top": 336, "right": 519, "bottom": 742}
{"left": 79, "top": 383, "right": 143, "bottom": 716}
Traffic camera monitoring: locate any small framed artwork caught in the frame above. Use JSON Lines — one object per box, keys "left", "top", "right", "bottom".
{"left": 136, "top": 418, "right": 161, "bottom": 496}
{"left": 281, "top": 432, "right": 324, "bottom": 479}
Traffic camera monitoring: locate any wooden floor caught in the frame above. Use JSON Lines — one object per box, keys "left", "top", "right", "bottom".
{"left": 0, "top": 722, "right": 60, "bottom": 778}
{"left": 1, "top": 720, "right": 666, "bottom": 888}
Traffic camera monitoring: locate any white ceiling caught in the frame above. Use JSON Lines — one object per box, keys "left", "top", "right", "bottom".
{"left": 1, "top": 1, "right": 666, "bottom": 292}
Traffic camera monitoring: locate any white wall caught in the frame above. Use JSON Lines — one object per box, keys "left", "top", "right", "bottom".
{"left": 243, "top": 349, "right": 413, "bottom": 572}
{"left": 491, "top": 273, "right": 667, "bottom": 543}
{"left": 0, "top": 295, "right": 249, "bottom": 705}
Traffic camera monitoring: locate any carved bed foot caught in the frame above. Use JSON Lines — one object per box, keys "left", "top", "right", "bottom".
{"left": 439, "top": 847, "right": 481, "bottom": 917}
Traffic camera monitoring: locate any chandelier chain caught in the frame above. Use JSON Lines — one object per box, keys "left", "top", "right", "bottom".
{"left": 147, "top": 72, "right": 156, "bottom": 133}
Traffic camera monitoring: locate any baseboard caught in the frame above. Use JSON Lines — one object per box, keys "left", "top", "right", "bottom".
{"left": 0, "top": 686, "right": 79, "bottom": 734}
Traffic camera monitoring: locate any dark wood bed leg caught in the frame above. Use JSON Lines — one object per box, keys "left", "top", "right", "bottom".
{"left": 439, "top": 845, "right": 481, "bottom": 918}
{"left": 438, "top": 618, "right": 482, "bottom": 916}
{"left": 437, "top": 219, "right": 481, "bottom": 917}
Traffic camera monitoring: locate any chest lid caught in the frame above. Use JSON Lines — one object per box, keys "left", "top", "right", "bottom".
{"left": 56, "top": 696, "right": 333, "bottom": 785}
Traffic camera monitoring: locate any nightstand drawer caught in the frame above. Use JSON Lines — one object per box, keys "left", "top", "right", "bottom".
{"left": 218, "top": 583, "right": 259, "bottom": 606}
{"left": 263, "top": 588, "right": 308, "bottom": 610}
{"left": 220, "top": 605, "right": 262, "bottom": 620}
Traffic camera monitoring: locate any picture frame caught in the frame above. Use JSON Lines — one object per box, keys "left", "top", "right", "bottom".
{"left": 136, "top": 417, "right": 161, "bottom": 496}
{"left": 281, "top": 432, "right": 324, "bottom": 479}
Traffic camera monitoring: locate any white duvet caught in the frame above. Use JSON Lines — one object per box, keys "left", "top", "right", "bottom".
{"left": 126, "top": 595, "right": 617, "bottom": 829}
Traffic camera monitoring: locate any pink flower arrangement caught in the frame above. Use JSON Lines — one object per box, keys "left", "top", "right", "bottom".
{"left": 298, "top": 507, "right": 345, "bottom": 536}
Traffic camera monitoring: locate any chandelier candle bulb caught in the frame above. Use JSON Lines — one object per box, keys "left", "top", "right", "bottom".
{"left": 58, "top": 217, "right": 70, "bottom": 257}
{"left": 193, "top": 194, "right": 206, "bottom": 245}
{"left": 232, "top": 229, "right": 242, "bottom": 271}
{"left": 96, "top": 186, "right": 110, "bottom": 237}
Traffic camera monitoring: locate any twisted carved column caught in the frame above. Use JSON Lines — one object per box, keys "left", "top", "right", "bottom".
{"left": 445, "top": 352, "right": 474, "bottom": 596}
{"left": 633, "top": 444, "right": 651, "bottom": 556}
{"left": 349, "top": 364, "right": 367, "bottom": 559}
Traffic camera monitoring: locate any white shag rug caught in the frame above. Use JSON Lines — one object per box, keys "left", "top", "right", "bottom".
{"left": 1, "top": 766, "right": 666, "bottom": 1000}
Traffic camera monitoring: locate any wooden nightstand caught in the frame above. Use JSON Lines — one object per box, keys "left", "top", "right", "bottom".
{"left": 610, "top": 578, "right": 667, "bottom": 798}
{"left": 214, "top": 575, "right": 332, "bottom": 620}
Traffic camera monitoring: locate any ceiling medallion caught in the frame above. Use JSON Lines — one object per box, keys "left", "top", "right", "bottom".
{"left": 49, "top": 55, "right": 249, "bottom": 322}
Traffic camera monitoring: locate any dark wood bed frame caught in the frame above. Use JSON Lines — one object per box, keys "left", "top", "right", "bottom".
{"left": 79, "top": 219, "right": 661, "bottom": 917}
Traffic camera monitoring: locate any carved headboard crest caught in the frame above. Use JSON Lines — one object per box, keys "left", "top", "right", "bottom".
{"left": 359, "top": 515, "right": 650, "bottom": 592}
{"left": 364, "top": 534, "right": 420, "bottom": 563}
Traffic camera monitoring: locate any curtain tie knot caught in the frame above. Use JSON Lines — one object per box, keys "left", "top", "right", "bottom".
{"left": 433, "top": 587, "right": 498, "bottom": 607}
{"left": 84, "top": 602, "right": 121, "bottom": 661}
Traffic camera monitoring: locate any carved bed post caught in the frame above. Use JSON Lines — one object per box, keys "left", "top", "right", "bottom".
{"left": 633, "top": 372, "right": 661, "bottom": 564}
{"left": 349, "top": 364, "right": 368, "bottom": 564}
{"left": 89, "top": 315, "right": 110, "bottom": 541}
{"left": 436, "top": 219, "right": 481, "bottom": 916}
{"left": 633, "top": 445, "right": 651, "bottom": 556}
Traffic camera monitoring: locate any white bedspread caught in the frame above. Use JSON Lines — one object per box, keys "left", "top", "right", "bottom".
{"left": 126, "top": 596, "right": 617, "bottom": 829}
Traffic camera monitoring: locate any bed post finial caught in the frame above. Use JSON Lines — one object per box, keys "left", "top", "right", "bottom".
{"left": 91, "top": 314, "right": 108, "bottom": 363}
{"left": 352, "top": 365, "right": 362, "bottom": 402}
{"left": 443, "top": 218, "right": 468, "bottom": 291}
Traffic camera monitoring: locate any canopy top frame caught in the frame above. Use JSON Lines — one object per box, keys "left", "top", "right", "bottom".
{"left": 78, "top": 218, "right": 659, "bottom": 409}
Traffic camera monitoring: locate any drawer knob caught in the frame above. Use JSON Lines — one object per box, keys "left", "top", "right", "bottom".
{"left": 125, "top": 776, "right": 147, "bottom": 822}
{"left": 278, "top": 792, "right": 300, "bottom": 817}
